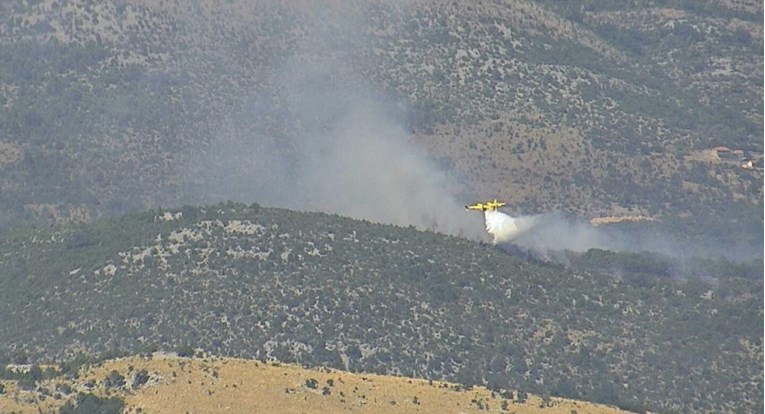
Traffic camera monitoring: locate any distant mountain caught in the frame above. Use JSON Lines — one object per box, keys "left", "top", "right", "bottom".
{"left": 1, "top": 203, "right": 761, "bottom": 412}
{"left": 0, "top": 0, "right": 761, "bottom": 232}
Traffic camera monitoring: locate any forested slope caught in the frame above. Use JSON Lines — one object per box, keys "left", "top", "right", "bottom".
{"left": 1, "top": 203, "right": 761, "bottom": 412}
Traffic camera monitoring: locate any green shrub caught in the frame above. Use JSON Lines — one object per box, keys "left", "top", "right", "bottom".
{"left": 102, "top": 370, "right": 125, "bottom": 388}
{"left": 132, "top": 369, "right": 149, "bottom": 389}
{"left": 59, "top": 393, "right": 124, "bottom": 414}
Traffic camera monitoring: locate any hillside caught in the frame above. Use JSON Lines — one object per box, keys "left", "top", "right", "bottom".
{"left": 0, "top": 0, "right": 761, "bottom": 234}
{"left": 1, "top": 203, "right": 761, "bottom": 413}
{"left": 0, "top": 354, "right": 641, "bottom": 414}
{"left": 0, "top": 1, "right": 761, "bottom": 413}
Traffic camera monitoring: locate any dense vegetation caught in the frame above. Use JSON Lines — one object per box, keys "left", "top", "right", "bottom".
{"left": 0, "top": 203, "right": 761, "bottom": 413}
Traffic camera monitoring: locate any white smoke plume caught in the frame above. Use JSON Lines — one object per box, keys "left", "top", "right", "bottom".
{"left": 282, "top": 93, "right": 487, "bottom": 239}
{"left": 483, "top": 209, "right": 761, "bottom": 262}
{"left": 484, "top": 210, "right": 539, "bottom": 244}
{"left": 488, "top": 209, "right": 661, "bottom": 253}
{"left": 482, "top": 210, "right": 622, "bottom": 261}
{"left": 184, "top": 83, "right": 486, "bottom": 239}
{"left": 180, "top": 22, "right": 486, "bottom": 240}
{"left": 506, "top": 212, "right": 617, "bottom": 253}
{"left": 176, "top": 3, "right": 759, "bottom": 262}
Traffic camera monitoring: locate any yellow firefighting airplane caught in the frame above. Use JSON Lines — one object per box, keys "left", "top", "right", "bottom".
{"left": 465, "top": 199, "right": 506, "bottom": 212}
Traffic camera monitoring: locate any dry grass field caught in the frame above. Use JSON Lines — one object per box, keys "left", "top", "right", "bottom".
{"left": 0, "top": 354, "right": 638, "bottom": 414}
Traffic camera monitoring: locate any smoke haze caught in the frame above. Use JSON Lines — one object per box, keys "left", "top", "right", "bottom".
{"left": 484, "top": 211, "right": 538, "bottom": 244}
{"left": 491, "top": 211, "right": 761, "bottom": 262}
{"left": 176, "top": 3, "right": 759, "bottom": 262}
{"left": 180, "top": 7, "right": 485, "bottom": 240}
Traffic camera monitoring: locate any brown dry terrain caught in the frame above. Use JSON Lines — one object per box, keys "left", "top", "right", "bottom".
{"left": 0, "top": 355, "right": 638, "bottom": 414}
